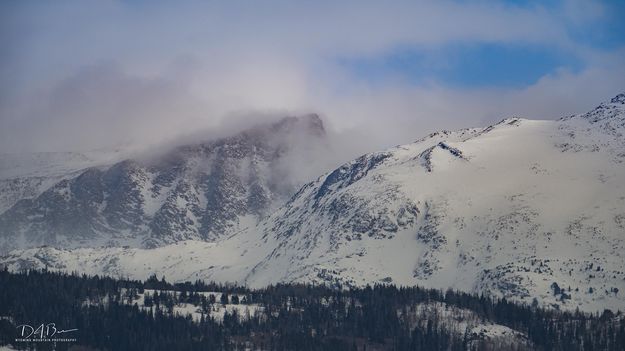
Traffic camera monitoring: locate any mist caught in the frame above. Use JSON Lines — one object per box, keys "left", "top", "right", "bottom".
{"left": 1, "top": 0, "right": 624, "bottom": 162}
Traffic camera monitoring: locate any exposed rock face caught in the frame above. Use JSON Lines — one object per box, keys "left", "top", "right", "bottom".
{"left": 0, "top": 114, "right": 327, "bottom": 252}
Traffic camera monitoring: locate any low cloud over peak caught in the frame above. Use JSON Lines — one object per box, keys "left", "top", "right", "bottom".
{"left": 0, "top": 0, "right": 623, "bottom": 155}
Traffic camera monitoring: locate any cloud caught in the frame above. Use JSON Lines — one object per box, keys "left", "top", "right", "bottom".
{"left": 0, "top": 62, "right": 214, "bottom": 152}
{"left": 0, "top": 0, "right": 624, "bottom": 155}
{"left": 325, "top": 50, "right": 625, "bottom": 136}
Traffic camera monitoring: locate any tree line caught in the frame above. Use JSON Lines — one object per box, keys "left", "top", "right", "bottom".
{"left": 0, "top": 268, "right": 623, "bottom": 350}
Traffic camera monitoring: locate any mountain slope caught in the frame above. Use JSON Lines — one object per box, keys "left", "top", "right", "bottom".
{"left": 0, "top": 115, "right": 327, "bottom": 253}
{"left": 0, "top": 150, "right": 128, "bottom": 213}
{"left": 2, "top": 95, "right": 625, "bottom": 312}
{"left": 240, "top": 95, "right": 625, "bottom": 311}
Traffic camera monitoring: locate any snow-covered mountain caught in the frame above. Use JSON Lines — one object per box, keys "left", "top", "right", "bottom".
{"left": 0, "top": 114, "right": 328, "bottom": 253}
{"left": 2, "top": 95, "right": 625, "bottom": 312}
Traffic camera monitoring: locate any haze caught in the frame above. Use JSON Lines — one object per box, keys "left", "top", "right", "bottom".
{"left": 1, "top": 0, "right": 624, "bottom": 155}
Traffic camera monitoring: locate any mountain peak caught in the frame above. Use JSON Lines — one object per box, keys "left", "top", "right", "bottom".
{"left": 0, "top": 113, "right": 331, "bottom": 253}
{"left": 610, "top": 93, "right": 625, "bottom": 105}
{"left": 272, "top": 114, "right": 325, "bottom": 137}
{"left": 564, "top": 93, "right": 625, "bottom": 127}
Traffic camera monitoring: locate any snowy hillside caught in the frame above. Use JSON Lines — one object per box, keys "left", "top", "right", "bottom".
{"left": 2, "top": 95, "right": 625, "bottom": 312}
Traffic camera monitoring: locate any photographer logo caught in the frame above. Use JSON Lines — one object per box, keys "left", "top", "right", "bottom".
{"left": 15, "top": 323, "right": 77, "bottom": 343}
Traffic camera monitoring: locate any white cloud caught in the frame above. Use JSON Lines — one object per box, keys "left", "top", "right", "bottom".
{"left": 0, "top": 0, "right": 623, "bottom": 155}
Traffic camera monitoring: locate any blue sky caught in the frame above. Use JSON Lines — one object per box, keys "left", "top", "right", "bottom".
{"left": 339, "top": 0, "right": 625, "bottom": 88}
{"left": 1, "top": 0, "right": 624, "bottom": 152}
{"left": 340, "top": 43, "right": 586, "bottom": 88}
